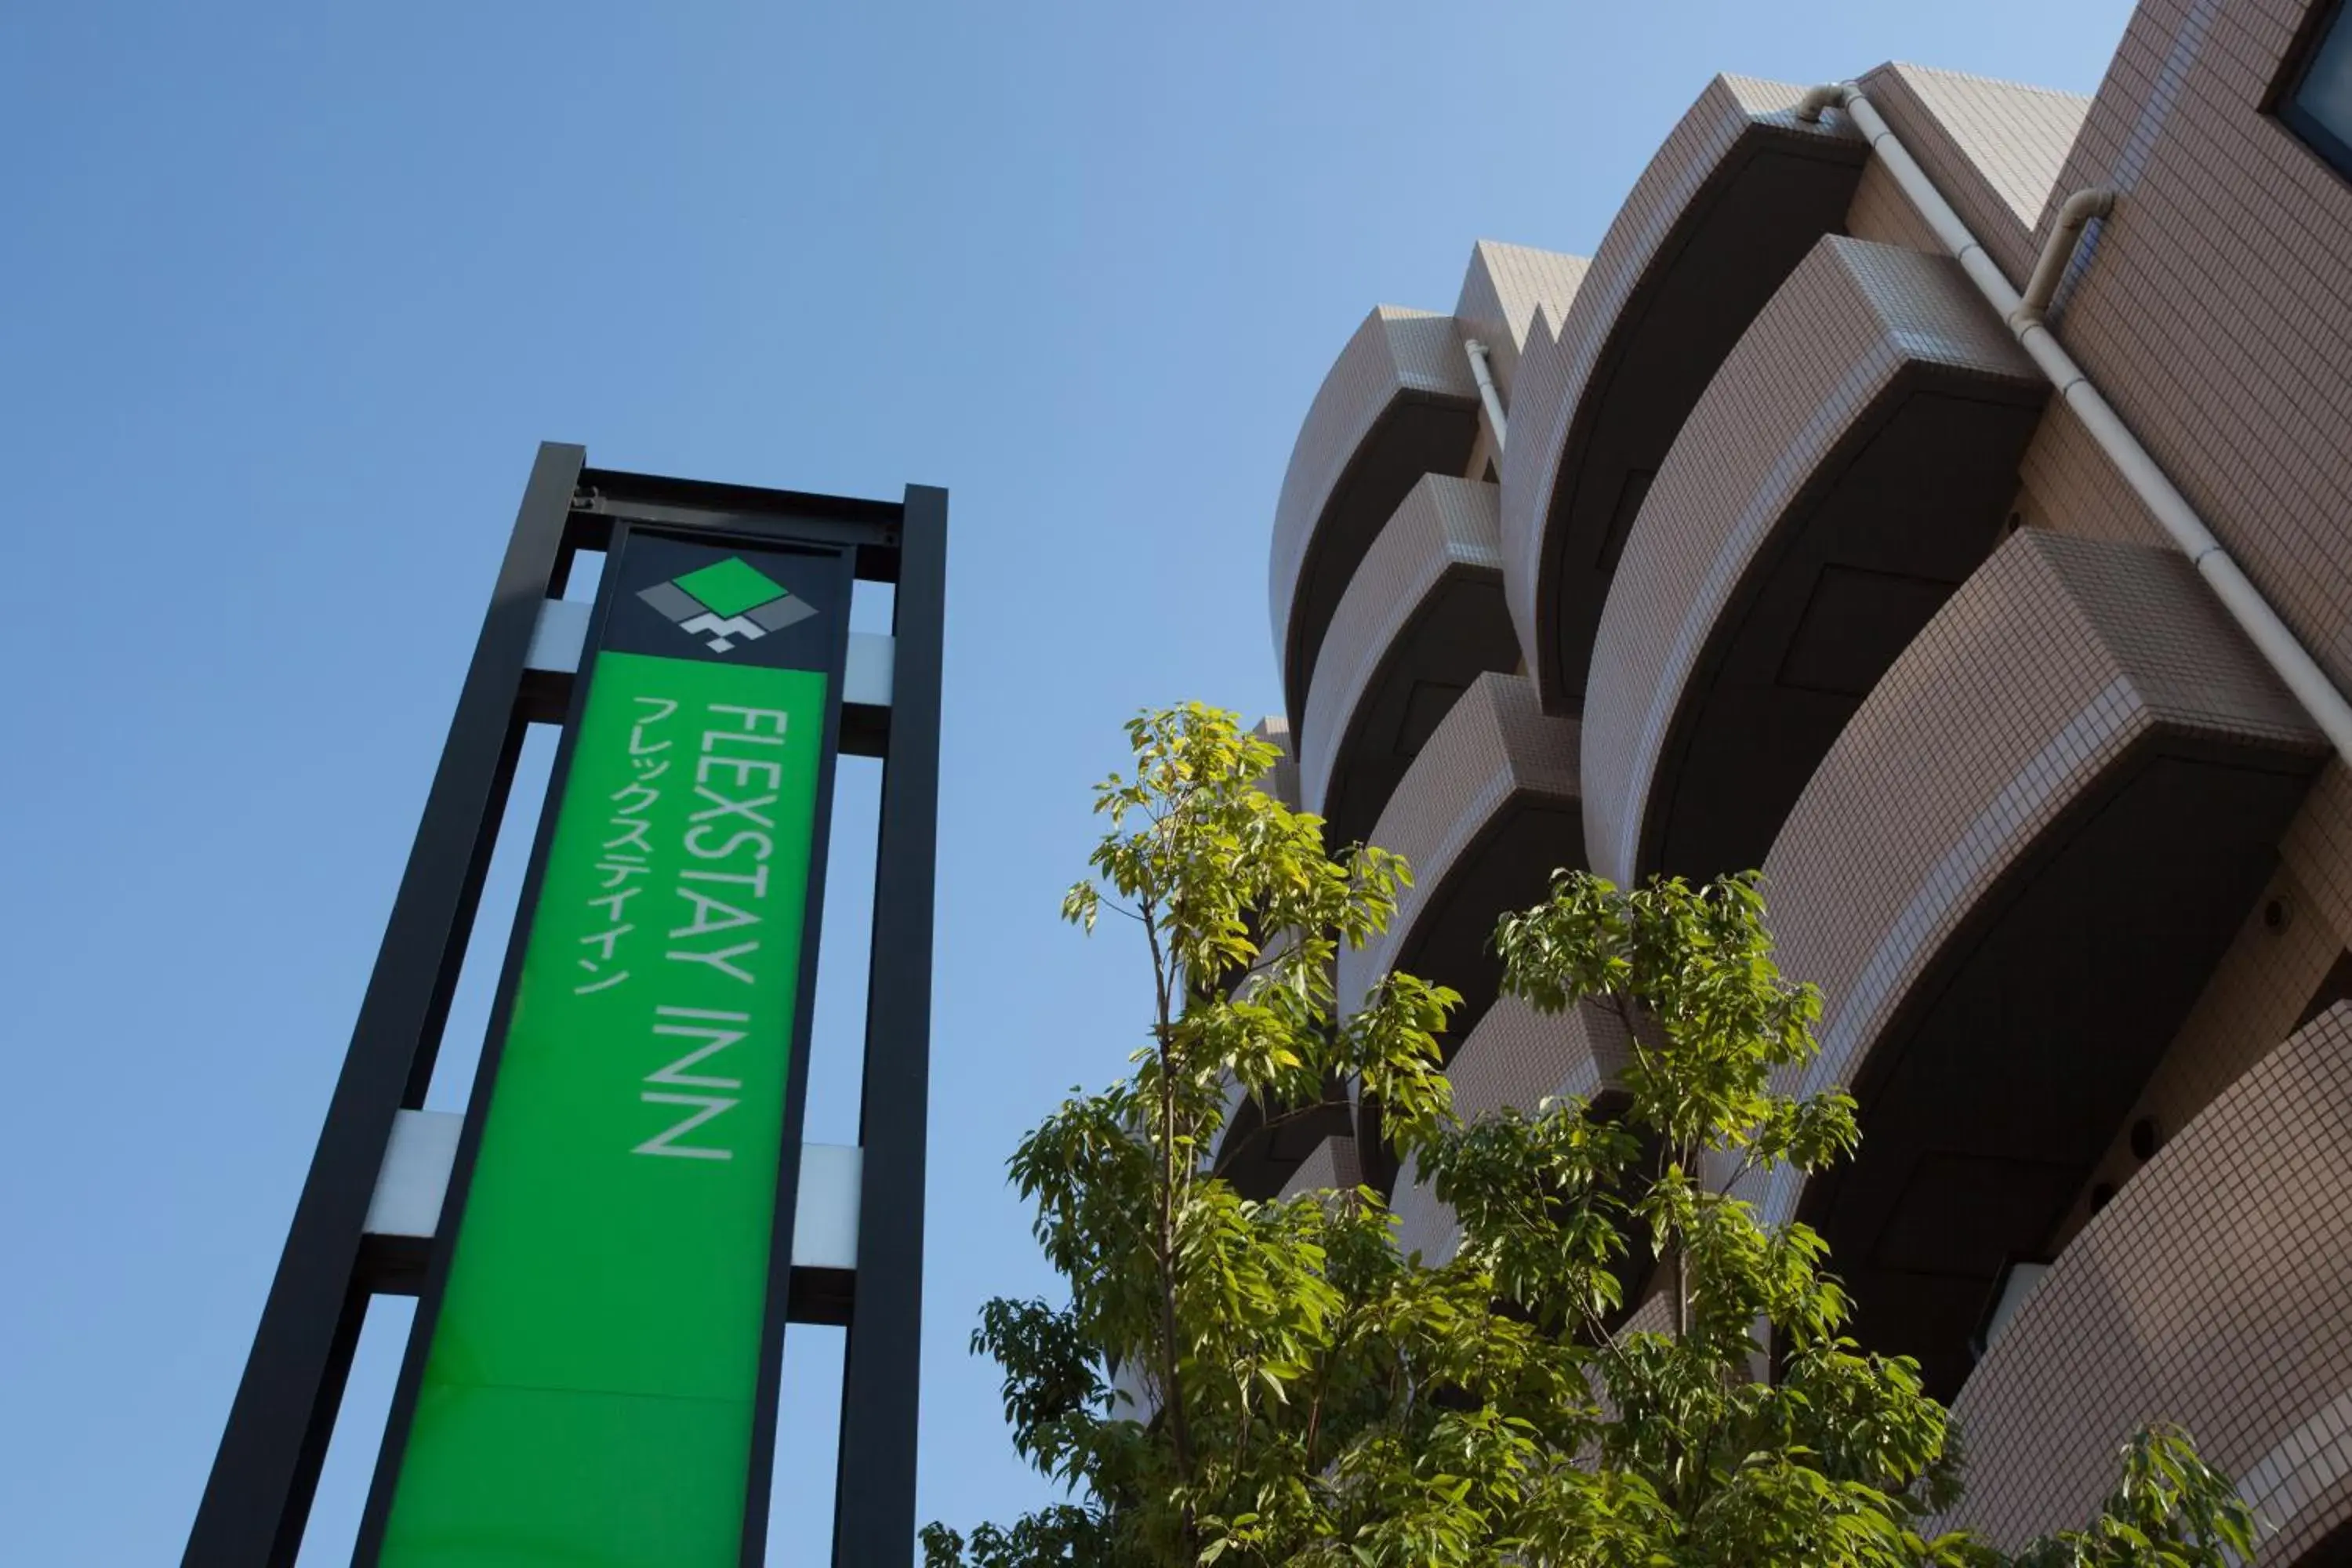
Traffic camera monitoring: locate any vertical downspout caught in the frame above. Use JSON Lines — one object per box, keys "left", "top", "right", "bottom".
{"left": 1796, "top": 82, "right": 2352, "bottom": 764}
{"left": 1464, "top": 339, "right": 1508, "bottom": 453}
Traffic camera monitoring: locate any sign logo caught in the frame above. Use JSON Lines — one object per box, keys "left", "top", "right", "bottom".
{"left": 637, "top": 556, "right": 816, "bottom": 654}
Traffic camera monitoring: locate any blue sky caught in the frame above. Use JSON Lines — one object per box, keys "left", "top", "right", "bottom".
{"left": 0, "top": 2, "right": 2136, "bottom": 1561}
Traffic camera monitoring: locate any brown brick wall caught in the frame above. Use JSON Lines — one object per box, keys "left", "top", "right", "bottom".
{"left": 1935, "top": 1004, "right": 2352, "bottom": 1563}
{"left": 1858, "top": 64, "right": 2092, "bottom": 281}
{"left": 1845, "top": 157, "right": 1945, "bottom": 251}
{"left": 1452, "top": 240, "right": 1590, "bottom": 405}
{"left": 2029, "top": 0, "right": 2352, "bottom": 699}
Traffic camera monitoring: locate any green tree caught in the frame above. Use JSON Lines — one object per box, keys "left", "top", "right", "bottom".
{"left": 923, "top": 704, "right": 2252, "bottom": 1568}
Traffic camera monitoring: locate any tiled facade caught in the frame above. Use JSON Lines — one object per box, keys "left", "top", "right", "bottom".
{"left": 1577, "top": 235, "right": 2045, "bottom": 887}
{"left": 1335, "top": 670, "right": 1582, "bottom": 1046}
{"left": 1929, "top": 1004, "right": 2352, "bottom": 1562}
{"left": 1497, "top": 75, "right": 1867, "bottom": 715}
{"left": 1232, "top": 0, "right": 2352, "bottom": 1557}
{"left": 1298, "top": 474, "right": 1513, "bottom": 851}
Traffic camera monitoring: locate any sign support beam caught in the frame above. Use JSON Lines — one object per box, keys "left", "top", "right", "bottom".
{"left": 833, "top": 484, "right": 946, "bottom": 1566}
{"left": 184, "top": 441, "right": 584, "bottom": 1568}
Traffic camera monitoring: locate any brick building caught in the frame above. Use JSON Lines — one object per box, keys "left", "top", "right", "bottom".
{"left": 1223, "top": 2, "right": 2352, "bottom": 1559}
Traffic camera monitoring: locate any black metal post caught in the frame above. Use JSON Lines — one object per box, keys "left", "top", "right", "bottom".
{"left": 832, "top": 484, "right": 946, "bottom": 1566}
{"left": 183, "top": 441, "right": 585, "bottom": 1567}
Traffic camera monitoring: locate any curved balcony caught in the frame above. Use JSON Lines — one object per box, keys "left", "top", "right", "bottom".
{"left": 1212, "top": 1087, "right": 1353, "bottom": 1203}
{"left": 1754, "top": 530, "right": 2326, "bottom": 1399}
{"left": 1252, "top": 714, "right": 1299, "bottom": 810}
{"left": 1338, "top": 673, "right": 1582, "bottom": 1189}
{"left": 1269, "top": 308, "right": 1481, "bottom": 731}
{"left": 1499, "top": 74, "right": 1866, "bottom": 715}
{"left": 1209, "top": 713, "right": 1321, "bottom": 1200}
{"left": 1276, "top": 1134, "right": 1363, "bottom": 1203}
{"left": 1300, "top": 475, "right": 1518, "bottom": 853}
{"left": 1393, "top": 996, "right": 1629, "bottom": 1264}
{"left": 1338, "top": 673, "right": 1584, "bottom": 1038}
{"left": 1581, "top": 237, "right": 2045, "bottom": 887}
{"left": 1931, "top": 1004, "right": 2352, "bottom": 1563}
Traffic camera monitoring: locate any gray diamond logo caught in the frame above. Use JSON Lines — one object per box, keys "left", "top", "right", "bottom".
{"left": 637, "top": 557, "right": 817, "bottom": 654}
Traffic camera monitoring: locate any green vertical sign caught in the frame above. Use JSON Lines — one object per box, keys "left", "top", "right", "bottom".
{"left": 377, "top": 540, "right": 844, "bottom": 1564}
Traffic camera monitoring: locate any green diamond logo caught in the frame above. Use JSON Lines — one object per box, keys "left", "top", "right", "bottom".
{"left": 637, "top": 556, "right": 817, "bottom": 654}
{"left": 673, "top": 557, "right": 785, "bottom": 617}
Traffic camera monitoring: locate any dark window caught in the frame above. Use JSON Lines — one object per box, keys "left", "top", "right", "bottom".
{"left": 2281, "top": 0, "right": 2352, "bottom": 178}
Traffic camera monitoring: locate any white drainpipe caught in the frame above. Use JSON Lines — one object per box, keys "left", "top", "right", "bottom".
{"left": 1464, "top": 338, "right": 1508, "bottom": 454}
{"left": 1796, "top": 82, "right": 2352, "bottom": 764}
{"left": 2015, "top": 186, "right": 2115, "bottom": 325}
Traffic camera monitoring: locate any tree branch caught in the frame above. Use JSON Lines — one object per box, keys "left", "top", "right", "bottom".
{"left": 1141, "top": 884, "right": 1200, "bottom": 1552}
